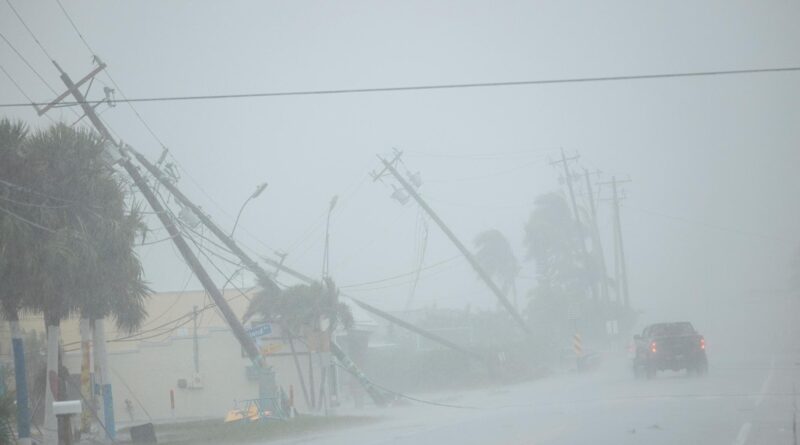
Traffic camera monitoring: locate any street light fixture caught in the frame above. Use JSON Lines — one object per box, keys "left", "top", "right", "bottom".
{"left": 230, "top": 182, "right": 268, "bottom": 237}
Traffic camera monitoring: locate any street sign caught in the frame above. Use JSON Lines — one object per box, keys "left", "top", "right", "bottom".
{"left": 247, "top": 323, "right": 272, "bottom": 338}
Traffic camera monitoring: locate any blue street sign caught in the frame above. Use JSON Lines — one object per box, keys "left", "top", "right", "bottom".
{"left": 247, "top": 323, "right": 272, "bottom": 338}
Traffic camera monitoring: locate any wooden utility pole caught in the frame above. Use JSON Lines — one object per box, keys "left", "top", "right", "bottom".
{"left": 42, "top": 62, "right": 280, "bottom": 420}
{"left": 608, "top": 176, "right": 631, "bottom": 308}
{"left": 551, "top": 149, "right": 596, "bottom": 300}
{"left": 128, "top": 147, "right": 390, "bottom": 406}
{"left": 378, "top": 156, "right": 531, "bottom": 335}
{"left": 584, "top": 169, "right": 610, "bottom": 302}
{"left": 350, "top": 298, "right": 489, "bottom": 365}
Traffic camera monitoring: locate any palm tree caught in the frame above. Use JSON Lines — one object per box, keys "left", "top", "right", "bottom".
{"left": 0, "top": 118, "right": 36, "bottom": 445}
{"left": 244, "top": 277, "right": 353, "bottom": 409}
{"left": 73, "top": 203, "right": 149, "bottom": 436}
{"left": 18, "top": 123, "right": 149, "bottom": 443}
{"left": 474, "top": 229, "right": 520, "bottom": 308}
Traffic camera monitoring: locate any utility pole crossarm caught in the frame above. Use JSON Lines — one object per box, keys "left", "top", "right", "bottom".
{"left": 379, "top": 157, "right": 532, "bottom": 336}
{"left": 49, "top": 65, "right": 265, "bottom": 368}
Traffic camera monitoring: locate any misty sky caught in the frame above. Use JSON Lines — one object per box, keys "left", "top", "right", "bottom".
{"left": 1, "top": 1, "right": 798, "bottom": 324}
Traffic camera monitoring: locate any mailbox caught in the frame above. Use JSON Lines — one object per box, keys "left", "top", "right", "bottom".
{"left": 52, "top": 400, "right": 82, "bottom": 416}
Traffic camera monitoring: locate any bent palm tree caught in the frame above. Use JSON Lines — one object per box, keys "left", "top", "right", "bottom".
{"left": 244, "top": 277, "right": 353, "bottom": 409}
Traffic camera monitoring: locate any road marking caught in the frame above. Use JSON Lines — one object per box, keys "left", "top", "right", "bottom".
{"left": 733, "top": 422, "right": 751, "bottom": 445}
{"left": 733, "top": 356, "right": 775, "bottom": 444}
{"left": 755, "top": 356, "right": 776, "bottom": 408}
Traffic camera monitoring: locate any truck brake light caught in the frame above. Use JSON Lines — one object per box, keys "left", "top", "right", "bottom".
{"left": 650, "top": 341, "right": 657, "bottom": 353}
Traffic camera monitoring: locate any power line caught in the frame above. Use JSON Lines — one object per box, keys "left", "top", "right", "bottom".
{"left": 2, "top": 65, "right": 799, "bottom": 109}
{"left": 54, "top": 0, "right": 171, "bottom": 151}
{"left": 0, "top": 178, "right": 101, "bottom": 207}
{"left": 406, "top": 148, "right": 557, "bottom": 160}
{"left": 622, "top": 204, "right": 789, "bottom": 243}
{"left": 0, "top": 203, "right": 56, "bottom": 233}
{"left": 2, "top": 2, "right": 82, "bottom": 118}
{"left": 425, "top": 157, "right": 548, "bottom": 184}
{"left": 0, "top": 61, "right": 58, "bottom": 123}
{"left": 0, "top": 193, "right": 70, "bottom": 209}
{"left": 0, "top": 62, "right": 33, "bottom": 102}
{"left": 4, "top": 0, "right": 55, "bottom": 62}
{"left": 0, "top": 30, "right": 58, "bottom": 95}
{"left": 53, "top": 0, "right": 94, "bottom": 55}
{"left": 340, "top": 254, "right": 461, "bottom": 289}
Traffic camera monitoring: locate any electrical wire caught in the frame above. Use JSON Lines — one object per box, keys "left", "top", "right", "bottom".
{"left": 0, "top": 30, "right": 58, "bottom": 95}
{"left": 54, "top": 0, "right": 171, "bottom": 151}
{"left": 0, "top": 62, "right": 34, "bottom": 103}
{"left": 621, "top": 204, "right": 789, "bottom": 243}
{"left": 53, "top": 0, "right": 94, "bottom": 54}
{"left": 405, "top": 147, "right": 558, "bottom": 160}
{"left": 425, "top": 157, "right": 548, "bottom": 184}
{"left": 2, "top": 65, "right": 799, "bottom": 109}
{"left": 0, "top": 192, "right": 70, "bottom": 209}
{"left": 4, "top": 0, "right": 55, "bottom": 62}
{"left": 0, "top": 202, "right": 56, "bottom": 233}
{"left": 334, "top": 362, "right": 480, "bottom": 410}
{"left": 340, "top": 254, "right": 461, "bottom": 289}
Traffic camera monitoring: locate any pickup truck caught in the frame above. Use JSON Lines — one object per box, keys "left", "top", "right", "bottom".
{"left": 633, "top": 322, "right": 708, "bottom": 378}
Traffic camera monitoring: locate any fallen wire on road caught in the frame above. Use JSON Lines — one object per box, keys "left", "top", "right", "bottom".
{"left": 334, "top": 363, "right": 481, "bottom": 410}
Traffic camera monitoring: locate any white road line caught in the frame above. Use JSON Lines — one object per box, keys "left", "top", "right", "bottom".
{"left": 733, "top": 355, "right": 776, "bottom": 444}
{"left": 755, "top": 356, "right": 776, "bottom": 408}
{"left": 733, "top": 422, "right": 752, "bottom": 445}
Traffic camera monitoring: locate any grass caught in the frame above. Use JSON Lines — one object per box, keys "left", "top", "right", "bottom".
{"left": 144, "top": 415, "right": 376, "bottom": 445}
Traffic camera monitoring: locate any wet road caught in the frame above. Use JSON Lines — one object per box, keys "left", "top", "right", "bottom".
{"left": 269, "top": 297, "right": 799, "bottom": 445}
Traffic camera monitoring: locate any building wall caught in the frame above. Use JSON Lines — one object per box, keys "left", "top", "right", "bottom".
{"left": 62, "top": 326, "right": 319, "bottom": 423}
{"left": 0, "top": 289, "right": 333, "bottom": 424}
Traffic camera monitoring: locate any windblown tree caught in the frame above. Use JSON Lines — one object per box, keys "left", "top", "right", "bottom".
{"left": 244, "top": 277, "right": 353, "bottom": 408}
{"left": 524, "top": 193, "right": 598, "bottom": 300}
{"left": 0, "top": 118, "right": 38, "bottom": 444}
{"left": 245, "top": 277, "right": 353, "bottom": 333}
{"left": 474, "top": 229, "right": 520, "bottom": 307}
{"left": 0, "top": 121, "right": 149, "bottom": 442}
{"left": 522, "top": 193, "right": 603, "bottom": 355}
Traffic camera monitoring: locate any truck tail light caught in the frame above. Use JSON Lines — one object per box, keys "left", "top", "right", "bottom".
{"left": 650, "top": 341, "right": 657, "bottom": 353}
{"left": 700, "top": 338, "right": 705, "bottom": 350}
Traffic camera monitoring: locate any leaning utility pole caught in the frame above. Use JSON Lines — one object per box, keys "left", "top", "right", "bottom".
{"left": 41, "top": 61, "right": 280, "bottom": 423}
{"left": 349, "top": 298, "right": 489, "bottom": 365}
{"left": 376, "top": 155, "right": 531, "bottom": 336}
{"left": 607, "top": 176, "right": 631, "bottom": 308}
{"left": 551, "top": 149, "right": 596, "bottom": 300}
{"left": 127, "top": 147, "right": 390, "bottom": 406}
{"left": 584, "top": 169, "right": 610, "bottom": 302}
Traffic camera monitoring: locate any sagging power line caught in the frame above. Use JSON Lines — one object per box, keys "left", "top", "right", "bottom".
{"left": 1, "top": 65, "right": 799, "bottom": 109}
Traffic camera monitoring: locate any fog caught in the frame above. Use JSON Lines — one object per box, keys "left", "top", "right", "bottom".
{"left": 1, "top": 1, "right": 799, "bottom": 444}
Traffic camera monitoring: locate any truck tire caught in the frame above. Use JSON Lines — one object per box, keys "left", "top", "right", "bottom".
{"left": 645, "top": 363, "right": 656, "bottom": 379}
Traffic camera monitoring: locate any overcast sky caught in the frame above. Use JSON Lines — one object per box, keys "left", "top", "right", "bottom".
{"left": 2, "top": 1, "right": 798, "bottom": 324}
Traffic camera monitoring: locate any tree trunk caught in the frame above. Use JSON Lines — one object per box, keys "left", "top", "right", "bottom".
{"left": 9, "top": 313, "right": 32, "bottom": 445}
{"left": 43, "top": 320, "right": 60, "bottom": 445}
{"left": 284, "top": 327, "right": 310, "bottom": 409}
{"left": 79, "top": 318, "right": 93, "bottom": 433}
{"left": 93, "top": 318, "right": 115, "bottom": 441}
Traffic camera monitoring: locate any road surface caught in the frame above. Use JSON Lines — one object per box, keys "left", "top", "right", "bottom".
{"left": 269, "top": 296, "right": 798, "bottom": 445}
